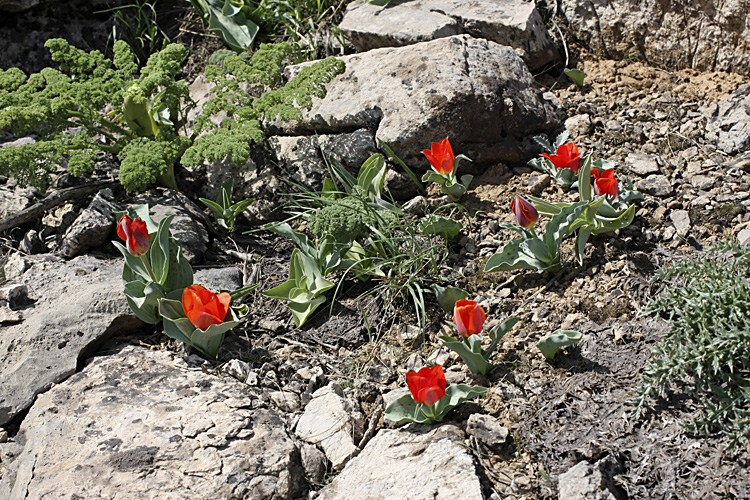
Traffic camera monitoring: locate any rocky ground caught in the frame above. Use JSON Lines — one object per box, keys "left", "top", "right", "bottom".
{"left": 2, "top": 1, "right": 750, "bottom": 499}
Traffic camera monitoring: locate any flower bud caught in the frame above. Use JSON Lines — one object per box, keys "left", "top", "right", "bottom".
{"left": 116, "top": 214, "right": 150, "bottom": 256}
{"left": 454, "top": 299, "right": 486, "bottom": 337}
{"left": 510, "top": 195, "right": 539, "bottom": 228}
{"left": 406, "top": 365, "right": 446, "bottom": 407}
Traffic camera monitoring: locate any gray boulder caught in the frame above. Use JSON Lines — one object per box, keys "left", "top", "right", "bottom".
{"left": 274, "top": 35, "right": 562, "bottom": 168}
{"left": 61, "top": 189, "right": 117, "bottom": 258}
{"left": 560, "top": 0, "right": 750, "bottom": 75}
{"left": 339, "top": 0, "right": 559, "bottom": 72}
{"left": 0, "top": 254, "right": 138, "bottom": 426}
{"left": 703, "top": 84, "right": 750, "bottom": 154}
{"left": 318, "top": 424, "right": 482, "bottom": 499}
{"left": 0, "top": 346, "right": 303, "bottom": 500}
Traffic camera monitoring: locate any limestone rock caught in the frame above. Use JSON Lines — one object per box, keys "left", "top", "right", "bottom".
{"left": 0, "top": 255, "right": 139, "bottom": 426}
{"left": 295, "top": 383, "right": 364, "bottom": 471}
{"left": 636, "top": 174, "right": 673, "bottom": 197}
{"left": 669, "top": 210, "right": 691, "bottom": 238}
{"left": 339, "top": 0, "right": 559, "bottom": 71}
{"left": 466, "top": 414, "right": 509, "bottom": 447}
{"left": 0, "top": 346, "right": 303, "bottom": 500}
{"left": 61, "top": 189, "right": 117, "bottom": 258}
{"left": 557, "top": 460, "right": 618, "bottom": 500}
{"left": 625, "top": 152, "right": 660, "bottom": 176}
{"left": 318, "top": 424, "right": 483, "bottom": 499}
{"left": 560, "top": 0, "right": 750, "bottom": 76}
{"left": 274, "top": 35, "right": 562, "bottom": 168}
{"left": 132, "top": 189, "right": 209, "bottom": 264}
{"left": 703, "top": 84, "right": 750, "bottom": 154}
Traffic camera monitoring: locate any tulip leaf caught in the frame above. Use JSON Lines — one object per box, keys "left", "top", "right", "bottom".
{"left": 439, "top": 335, "right": 491, "bottom": 374}
{"left": 484, "top": 316, "right": 520, "bottom": 360}
{"left": 419, "top": 214, "right": 463, "bottom": 240}
{"left": 575, "top": 226, "right": 593, "bottom": 265}
{"left": 536, "top": 329, "right": 583, "bottom": 359}
{"left": 441, "top": 182, "right": 467, "bottom": 200}
{"left": 421, "top": 171, "right": 445, "bottom": 184}
{"left": 564, "top": 68, "right": 586, "bottom": 89}
{"left": 151, "top": 215, "right": 175, "bottom": 285}
{"left": 592, "top": 203, "right": 635, "bottom": 234}
{"left": 526, "top": 195, "right": 567, "bottom": 217}
{"left": 366, "top": 0, "right": 391, "bottom": 6}
{"left": 484, "top": 238, "right": 553, "bottom": 273}
{"left": 384, "top": 394, "right": 430, "bottom": 424}
{"left": 460, "top": 174, "right": 473, "bottom": 190}
{"left": 113, "top": 240, "right": 152, "bottom": 282}
{"left": 542, "top": 200, "right": 588, "bottom": 248}
{"left": 577, "top": 154, "right": 593, "bottom": 202}
{"left": 123, "top": 280, "right": 165, "bottom": 323}
{"left": 160, "top": 238, "right": 194, "bottom": 292}
{"left": 384, "top": 384, "right": 488, "bottom": 425}
{"left": 433, "top": 285, "right": 469, "bottom": 314}
{"left": 159, "top": 298, "right": 241, "bottom": 359}
{"left": 431, "top": 384, "right": 488, "bottom": 419}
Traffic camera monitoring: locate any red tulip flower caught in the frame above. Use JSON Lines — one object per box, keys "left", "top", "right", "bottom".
{"left": 591, "top": 168, "right": 619, "bottom": 198}
{"left": 510, "top": 195, "right": 539, "bottom": 228}
{"left": 183, "top": 284, "right": 232, "bottom": 330}
{"left": 406, "top": 365, "right": 446, "bottom": 407}
{"left": 422, "top": 137, "right": 455, "bottom": 175}
{"left": 117, "top": 214, "right": 150, "bottom": 256}
{"left": 454, "top": 299, "right": 486, "bottom": 337}
{"left": 541, "top": 142, "right": 581, "bottom": 173}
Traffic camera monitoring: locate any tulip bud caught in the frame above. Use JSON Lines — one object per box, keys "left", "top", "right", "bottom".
{"left": 454, "top": 299, "right": 486, "bottom": 337}
{"left": 116, "top": 214, "right": 150, "bottom": 256}
{"left": 510, "top": 195, "right": 539, "bottom": 228}
{"left": 422, "top": 137, "right": 455, "bottom": 175}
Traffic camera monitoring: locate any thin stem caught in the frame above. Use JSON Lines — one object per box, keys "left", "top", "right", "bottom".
{"left": 139, "top": 254, "right": 159, "bottom": 283}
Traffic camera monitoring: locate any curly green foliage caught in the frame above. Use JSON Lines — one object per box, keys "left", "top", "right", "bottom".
{"left": 308, "top": 198, "right": 371, "bottom": 244}
{"left": 253, "top": 56, "right": 345, "bottom": 122}
{"left": 119, "top": 131, "right": 191, "bottom": 192}
{"left": 188, "top": 43, "right": 344, "bottom": 167}
{"left": 137, "top": 43, "right": 190, "bottom": 124}
{"left": 0, "top": 140, "right": 63, "bottom": 188}
{"left": 635, "top": 241, "right": 750, "bottom": 447}
{"left": 182, "top": 119, "right": 263, "bottom": 167}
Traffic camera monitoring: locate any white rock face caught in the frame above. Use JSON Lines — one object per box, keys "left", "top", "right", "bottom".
{"left": 274, "top": 35, "right": 562, "bottom": 167}
{"left": 295, "top": 383, "right": 364, "bottom": 471}
{"left": 0, "top": 346, "right": 303, "bottom": 500}
{"left": 318, "top": 424, "right": 483, "bottom": 500}
{"left": 561, "top": 0, "right": 750, "bottom": 75}
{"left": 339, "top": 0, "right": 559, "bottom": 71}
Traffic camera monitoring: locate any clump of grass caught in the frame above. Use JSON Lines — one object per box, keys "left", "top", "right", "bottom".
{"left": 634, "top": 241, "right": 750, "bottom": 447}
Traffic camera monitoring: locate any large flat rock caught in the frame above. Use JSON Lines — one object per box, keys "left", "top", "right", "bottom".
{"left": 275, "top": 35, "right": 562, "bottom": 167}
{"left": 318, "top": 424, "right": 483, "bottom": 499}
{"left": 0, "top": 345, "right": 303, "bottom": 500}
{"left": 340, "top": 0, "right": 559, "bottom": 72}
{"left": 0, "top": 255, "right": 138, "bottom": 426}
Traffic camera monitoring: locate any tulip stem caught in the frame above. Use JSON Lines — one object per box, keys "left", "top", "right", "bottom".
{"left": 139, "top": 254, "right": 159, "bottom": 283}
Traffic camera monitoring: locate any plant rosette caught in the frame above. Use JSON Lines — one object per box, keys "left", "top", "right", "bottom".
{"left": 421, "top": 137, "right": 473, "bottom": 200}
{"left": 439, "top": 300, "right": 520, "bottom": 374}
{"left": 113, "top": 204, "right": 194, "bottom": 323}
{"left": 199, "top": 177, "right": 254, "bottom": 233}
{"left": 527, "top": 154, "right": 642, "bottom": 264}
{"left": 159, "top": 284, "right": 244, "bottom": 360}
{"left": 384, "top": 365, "right": 488, "bottom": 424}
{"left": 527, "top": 131, "right": 580, "bottom": 188}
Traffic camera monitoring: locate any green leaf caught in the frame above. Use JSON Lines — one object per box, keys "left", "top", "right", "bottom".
{"left": 431, "top": 384, "right": 488, "bottom": 419}
{"left": 484, "top": 317, "right": 520, "bottom": 360}
{"left": 203, "top": 0, "right": 259, "bottom": 51}
{"left": 441, "top": 182, "right": 467, "bottom": 200}
{"left": 384, "top": 394, "right": 430, "bottom": 424}
{"left": 123, "top": 280, "right": 165, "bottom": 323}
{"left": 200, "top": 198, "right": 226, "bottom": 220}
{"left": 160, "top": 237, "right": 194, "bottom": 293}
{"left": 575, "top": 226, "right": 593, "bottom": 265}
{"left": 484, "top": 238, "right": 553, "bottom": 273}
{"left": 536, "top": 330, "right": 583, "bottom": 359}
{"left": 459, "top": 174, "right": 473, "bottom": 191}
{"left": 577, "top": 154, "right": 593, "bottom": 202}
{"left": 123, "top": 204, "right": 159, "bottom": 234}
{"left": 160, "top": 298, "right": 241, "bottom": 359}
{"left": 151, "top": 215, "right": 175, "bottom": 285}
{"left": 526, "top": 195, "right": 566, "bottom": 216}
{"left": 564, "top": 68, "right": 586, "bottom": 89}
{"left": 433, "top": 286, "right": 469, "bottom": 314}
{"left": 357, "top": 153, "right": 386, "bottom": 200}
{"left": 592, "top": 203, "right": 635, "bottom": 234}
{"left": 378, "top": 139, "right": 424, "bottom": 193}
{"left": 113, "top": 240, "right": 152, "bottom": 282}
{"left": 419, "top": 214, "right": 463, "bottom": 240}
{"left": 439, "top": 335, "right": 491, "bottom": 374}
{"left": 366, "top": 0, "right": 391, "bottom": 5}
{"left": 421, "top": 170, "right": 446, "bottom": 185}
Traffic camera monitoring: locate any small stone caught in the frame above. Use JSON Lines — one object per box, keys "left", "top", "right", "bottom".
{"left": 625, "top": 153, "right": 660, "bottom": 176}
{"left": 738, "top": 228, "right": 750, "bottom": 246}
{"left": 0, "top": 284, "right": 28, "bottom": 308}
{"left": 300, "top": 443, "right": 327, "bottom": 484}
{"left": 0, "top": 306, "right": 23, "bottom": 324}
{"left": 466, "top": 414, "right": 509, "bottom": 447}
{"left": 670, "top": 210, "right": 691, "bottom": 237}
{"left": 0, "top": 428, "right": 7, "bottom": 443}
{"left": 558, "top": 460, "right": 618, "bottom": 500}
{"left": 426, "top": 347, "right": 452, "bottom": 367}
{"left": 19, "top": 229, "right": 46, "bottom": 255}
{"left": 565, "top": 113, "right": 593, "bottom": 137}
{"left": 270, "top": 390, "right": 300, "bottom": 412}
{"left": 690, "top": 174, "right": 715, "bottom": 190}
{"left": 636, "top": 174, "right": 674, "bottom": 197}
{"left": 221, "top": 359, "right": 252, "bottom": 383}
{"left": 524, "top": 174, "right": 551, "bottom": 196}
